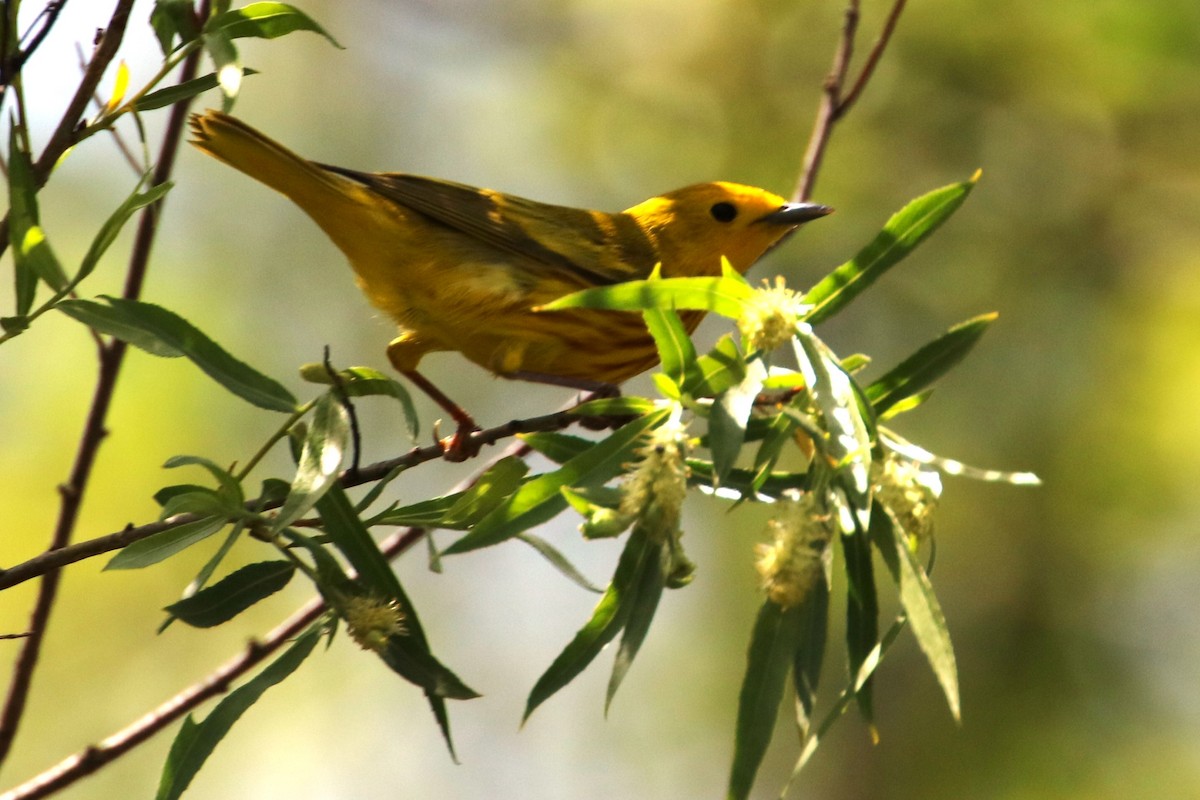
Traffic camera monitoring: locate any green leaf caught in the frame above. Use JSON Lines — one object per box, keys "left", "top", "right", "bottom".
{"left": 869, "top": 508, "right": 960, "bottom": 720}
{"left": 538, "top": 273, "right": 755, "bottom": 319}
{"left": 106, "top": 516, "right": 227, "bottom": 570}
{"left": 643, "top": 306, "right": 697, "bottom": 390}
{"left": 794, "top": 329, "right": 873, "bottom": 511}
{"left": 161, "top": 522, "right": 248, "bottom": 633}
{"left": 150, "top": 0, "right": 201, "bottom": 55}
{"left": 866, "top": 313, "right": 997, "bottom": 415}
{"left": 605, "top": 531, "right": 669, "bottom": 712}
{"left": 156, "top": 625, "right": 320, "bottom": 800}
{"left": 444, "top": 409, "right": 670, "bottom": 555}
{"left": 517, "top": 533, "right": 603, "bottom": 593}
{"left": 691, "top": 333, "right": 746, "bottom": 397}
{"left": 369, "top": 493, "right": 464, "bottom": 528}
{"left": 78, "top": 180, "right": 173, "bottom": 283}
{"left": 803, "top": 175, "right": 978, "bottom": 325}
{"left": 750, "top": 413, "right": 799, "bottom": 493}
{"left": 841, "top": 511, "right": 879, "bottom": 723}
{"left": 518, "top": 431, "right": 594, "bottom": 463}
{"left": 524, "top": 528, "right": 654, "bottom": 721}
{"left": 568, "top": 396, "right": 658, "bottom": 417}
{"left": 708, "top": 357, "right": 766, "bottom": 485}
{"left": 158, "top": 488, "right": 232, "bottom": 520}
{"left": 272, "top": 393, "right": 349, "bottom": 532}
{"left": 727, "top": 600, "right": 807, "bottom": 800}
{"left": 165, "top": 561, "right": 295, "bottom": 628}
{"left": 57, "top": 297, "right": 296, "bottom": 412}
{"left": 136, "top": 70, "right": 259, "bottom": 111}
{"left": 163, "top": 454, "right": 245, "bottom": 506}
{"left": 315, "top": 484, "right": 479, "bottom": 700}
{"left": 205, "top": 2, "right": 343, "bottom": 47}
{"left": 300, "top": 364, "right": 418, "bottom": 438}
{"left": 8, "top": 126, "right": 66, "bottom": 313}
{"left": 793, "top": 570, "right": 830, "bottom": 738}
{"left": 440, "top": 456, "right": 529, "bottom": 527}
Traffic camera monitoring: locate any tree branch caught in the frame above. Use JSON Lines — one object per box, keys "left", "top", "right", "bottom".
{"left": 793, "top": 0, "right": 908, "bottom": 202}
{"left": 0, "top": 440, "right": 530, "bottom": 800}
{"left": 0, "top": 9, "right": 203, "bottom": 765}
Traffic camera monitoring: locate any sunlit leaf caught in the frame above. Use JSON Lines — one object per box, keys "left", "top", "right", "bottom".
{"left": 804, "top": 176, "right": 978, "bottom": 325}
{"left": 444, "top": 409, "right": 669, "bottom": 555}
{"left": 538, "top": 273, "right": 754, "bottom": 319}
{"left": 272, "top": 393, "right": 348, "bottom": 532}
{"left": 205, "top": 2, "right": 343, "bottom": 47}
{"left": 866, "top": 313, "right": 997, "bottom": 415}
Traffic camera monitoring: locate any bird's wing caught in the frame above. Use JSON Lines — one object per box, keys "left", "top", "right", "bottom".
{"left": 319, "top": 165, "right": 657, "bottom": 285}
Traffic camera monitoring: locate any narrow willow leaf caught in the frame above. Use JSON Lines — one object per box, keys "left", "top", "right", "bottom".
{"left": 517, "top": 533, "right": 603, "bottom": 593}
{"left": 163, "top": 454, "right": 244, "bottom": 505}
{"left": 445, "top": 409, "right": 669, "bottom": 555}
{"left": 727, "top": 600, "right": 807, "bottom": 800}
{"left": 57, "top": 297, "right": 296, "bottom": 412}
{"left": 605, "top": 531, "right": 668, "bottom": 712}
{"left": 106, "top": 516, "right": 227, "bottom": 570}
{"left": 785, "top": 614, "right": 908, "bottom": 791}
{"left": 272, "top": 393, "right": 348, "bottom": 532}
{"left": 841, "top": 515, "right": 879, "bottom": 723}
{"left": 155, "top": 625, "right": 320, "bottom": 800}
{"left": 519, "top": 431, "right": 594, "bottom": 463}
{"left": 165, "top": 561, "right": 295, "bottom": 628}
{"left": 157, "top": 488, "right": 231, "bottom": 520}
{"left": 709, "top": 357, "right": 767, "bottom": 485}
{"left": 880, "top": 430, "right": 1042, "bottom": 486}
{"left": 440, "top": 456, "right": 529, "bottom": 528}
{"left": 524, "top": 529, "right": 653, "bottom": 722}
{"left": 866, "top": 313, "right": 997, "bottom": 415}
{"left": 300, "top": 364, "right": 418, "bottom": 438}
{"left": 804, "top": 176, "right": 978, "bottom": 325}
{"left": 568, "top": 396, "right": 658, "bottom": 417}
{"left": 369, "top": 493, "right": 465, "bottom": 528}
{"left": 537, "top": 273, "right": 754, "bottom": 319}
{"left": 795, "top": 330, "right": 873, "bottom": 512}
{"left": 78, "top": 180, "right": 173, "bottom": 283}
{"left": 644, "top": 306, "right": 697, "bottom": 390}
{"left": 150, "top": 0, "right": 201, "bottom": 55}
{"left": 793, "top": 570, "right": 830, "bottom": 738}
{"left": 315, "top": 484, "right": 479, "bottom": 703}
{"left": 8, "top": 126, "right": 66, "bottom": 310}
{"left": 869, "top": 509, "right": 960, "bottom": 720}
{"left": 751, "top": 413, "right": 799, "bottom": 494}
{"left": 136, "top": 69, "right": 258, "bottom": 111}
{"left": 205, "top": 1, "right": 343, "bottom": 47}
{"left": 692, "top": 333, "right": 746, "bottom": 397}
{"left": 161, "top": 523, "right": 247, "bottom": 632}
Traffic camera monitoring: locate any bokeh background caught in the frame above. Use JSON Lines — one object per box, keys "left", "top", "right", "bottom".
{"left": 3, "top": 0, "right": 1199, "bottom": 797}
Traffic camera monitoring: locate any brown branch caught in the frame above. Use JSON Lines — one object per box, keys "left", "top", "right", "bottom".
{"left": 0, "top": 9, "right": 204, "bottom": 766}
{"left": 0, "top": 404, "right": 591, "bottom": 592}
{"left": 0, "top": 439, "right": 531, "bottom": 800}
{"left": 792, "top": 0, "right": 908, "bottom": 202}
{"left": 0, "top": 0, "right": 135, "bottom": 256}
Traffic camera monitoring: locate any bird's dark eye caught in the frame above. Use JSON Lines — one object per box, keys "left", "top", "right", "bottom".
{"left": 710, "top": 201, "right": 738, "bottom": 223}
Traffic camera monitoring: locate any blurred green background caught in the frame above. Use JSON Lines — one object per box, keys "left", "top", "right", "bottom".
{"left": 3, "top": 0, "right": 1199, "bottom": 797}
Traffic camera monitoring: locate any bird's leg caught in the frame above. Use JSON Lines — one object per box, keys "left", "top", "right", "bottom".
{"left": 402, "top": 369, "right": 482, "bottom": 461}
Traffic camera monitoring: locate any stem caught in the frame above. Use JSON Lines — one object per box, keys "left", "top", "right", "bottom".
{"left": 0, "top": 12, "right": 204, "bottom": 765}
{"left": 792, "top": 0, "right": 908, "bottom": 203}
{"left": 0, "top": 439, "right": 531, "bottom": 800}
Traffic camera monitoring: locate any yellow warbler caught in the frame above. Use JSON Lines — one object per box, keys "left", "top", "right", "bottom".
{"left": 189, "top": 111, "right": 830, "bottom": 449}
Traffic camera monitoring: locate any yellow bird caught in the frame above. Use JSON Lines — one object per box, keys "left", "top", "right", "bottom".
{"left": 189, "top": 111, "right": 830, "bottom": 453}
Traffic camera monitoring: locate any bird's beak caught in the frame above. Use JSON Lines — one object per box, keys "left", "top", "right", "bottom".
{"left": 758, "top": 202, "right": 834, "bottom": 226}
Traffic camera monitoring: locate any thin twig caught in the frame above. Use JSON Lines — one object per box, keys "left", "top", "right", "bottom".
{"left": 0, "top": 0, "right": 135, "bottom": 257}
{"left": 0, "top": 5, "right": 203, "bottom": 766}
{"left": 792, "top": 0, "right": 907, "bottom": 202}
{"left": 0, "top": 404, "right": 592, "bottom": 592}
{"left": 0, "top": 438, "right": 532, "bottom": 800}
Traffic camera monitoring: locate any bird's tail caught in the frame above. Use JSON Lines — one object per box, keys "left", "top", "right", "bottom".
{"left": 189, "top": 111, "right": 359, "bottom": 220}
